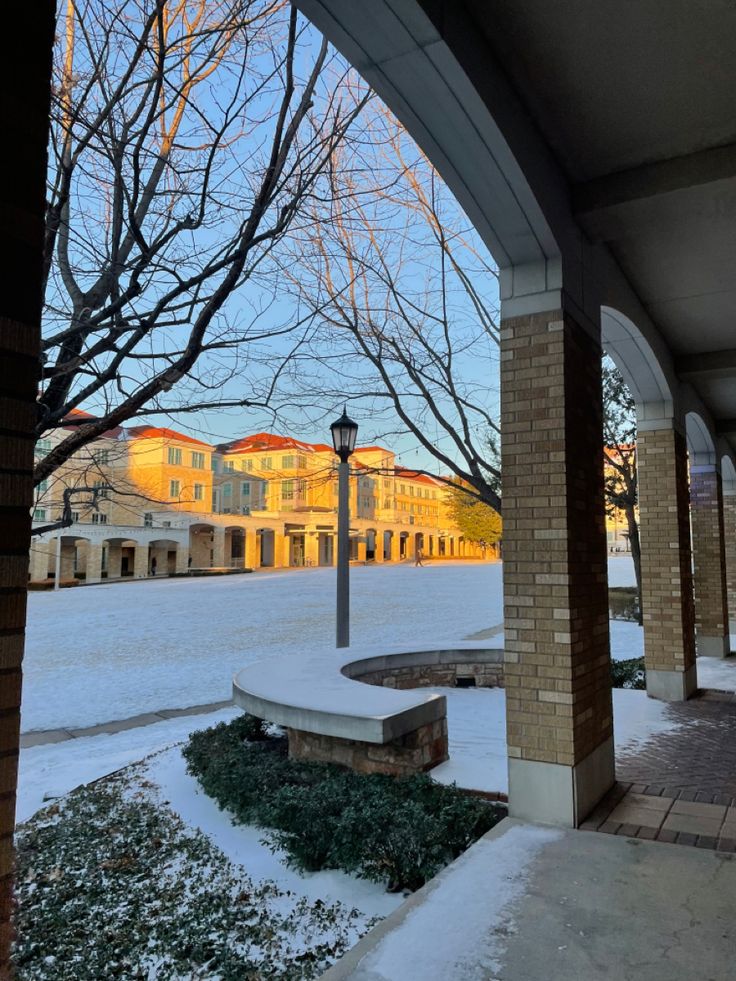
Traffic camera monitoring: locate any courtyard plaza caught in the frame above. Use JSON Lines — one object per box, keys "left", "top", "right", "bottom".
{"left": 17, "top": 558, "right": 736, "bottom": 978}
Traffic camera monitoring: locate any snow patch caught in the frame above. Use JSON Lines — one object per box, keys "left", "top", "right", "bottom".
{"left": 144, "top": 746, "right": 403, "bottom": 921}
{"left": 358, "top": 824, "right": 561, "bottom": 980}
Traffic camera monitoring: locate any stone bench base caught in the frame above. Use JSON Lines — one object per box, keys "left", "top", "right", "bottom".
{"left": 287, "top": 717, "right": 449, "bottom": 777}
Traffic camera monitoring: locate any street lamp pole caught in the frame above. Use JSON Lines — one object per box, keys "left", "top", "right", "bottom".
{"left": 331, "top": 408, "right": 358, "bottom": 649}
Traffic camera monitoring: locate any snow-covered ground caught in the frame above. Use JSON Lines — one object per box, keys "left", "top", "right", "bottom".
{"left": 23, "top": 562, "right": 504, "bottom": 732}
{"left": 19, "top": 554, "right": 735, "bottom": 812}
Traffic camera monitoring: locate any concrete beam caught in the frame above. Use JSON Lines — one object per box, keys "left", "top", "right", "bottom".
{"left": 573, "top": 142, "right": 736, "bottom": 216}
{"left": 676, "top": 350, "right": 736, "bottom": 381}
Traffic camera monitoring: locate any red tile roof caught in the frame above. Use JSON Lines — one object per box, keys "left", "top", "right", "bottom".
{"left": 61, "top": 407, "right": 123, "bottom": 439}
{"left": 126, "top": 425, "right": 212, "bottom": 448}
{"left": 219, "top": 432, "right": 315, "bottom": 454}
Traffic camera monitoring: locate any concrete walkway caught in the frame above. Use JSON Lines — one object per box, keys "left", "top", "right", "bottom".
{"left": 321, "top": 818, "right": 736, "bottom": 980}
{"left": 19, "top": 699, "right": 233, "bottom": 748}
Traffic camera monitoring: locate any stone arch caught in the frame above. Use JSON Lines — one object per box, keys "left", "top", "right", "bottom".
{"left": 189, "top": 522, "right": 216, "bottom": 568}
{"left": 601, "top": 306, "right": 674, "bottom": 422}
{"left": 296, "top": 0, "right": 565, "bottom": 299}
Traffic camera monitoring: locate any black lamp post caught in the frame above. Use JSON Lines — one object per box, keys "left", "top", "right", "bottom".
{"left": 331, "top": 408, "right": 358, "bottom": 648}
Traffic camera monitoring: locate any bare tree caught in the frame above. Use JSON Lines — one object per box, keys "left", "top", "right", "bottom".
{"left": 603, "top": 358, "right": 642, "bottom": 619}
{"left": 37, "top": 0, "right": 367, "bottom": 489}
{"left": 277, "top": 108, "right": 502, "bottom": 510}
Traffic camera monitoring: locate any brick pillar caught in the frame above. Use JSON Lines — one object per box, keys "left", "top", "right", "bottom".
{"left": 690, "top": 466, "right": 730, "bottom": 658}
{"left": 356, "top": 540, "right": 367, "bottom": 562}
{"left": 0, "top": 2, "right": 55, "bottom": 967}
{"left": 637, "top": 426, "right": 697, "bottom": 698}
{"left": 501, "top": 305, "right": 613, "bottom": 827}
{"left": 86, "top": 543, "right": 104, "bottom": 583}
{"left": 175, "top": 545, "right": 189, "bottom": 575}
{"left": 305, "top": 531, "right": 319, "bottom": 567}
{"left": 273, "top": 532, "right": 288, "bottom": 568}
{"left": 133, "top": 543, "right": 149, "bottom": 578}
{"left": 374, "top": 532, "right": 384, "bottom": 562}
{"left": 107, "top": 543, "right": 123, "bottom": 579}
{"left": 245, "top": 530, "right": 260, "bottom": 570}
{"left": 212, "top": 527, "right": 226, "bottom": 567}
{"left": 724, "top": 484, "right": 736, "bottom": 638}
{"left": 28, "top": 540, "right": 51, "bottom": 581}
{"left": 59, "top": 540, "right": 76, "bottom": 581}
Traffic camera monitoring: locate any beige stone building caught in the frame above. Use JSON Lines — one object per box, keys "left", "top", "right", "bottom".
{"left": 29, "top": 425, "right": 487, "bottom": 584}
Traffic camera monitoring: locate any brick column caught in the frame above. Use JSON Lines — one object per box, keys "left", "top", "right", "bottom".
{"left": 133, "top": 543, "right": 149, "bottom": 578}
{"left": 690, "top": 465, "right": 730, "bottom": 658}
{"left": 724, "top": 483, "right": 736, "bottom": 638}
{"left": 0, "top": 2, "right": 55, "bottom": 966}
{"left": 59, "top": 540, "right": 76, "bottom": 581}
{"left": 212, "top": 527, "right": 226, "bottom": 567}
{"left": 245, "top": 530, "right": 260, "bottom": 570}
{"left": 373, "top": 533, "right": 384, "bottom": 562}
{"left": 273, "top": 532, "right": 288, "bottom": 568}
{"left": 175, "top": 545, "right": 189, "bottom": 575}
{"left": 86, "top": 543, "right": 104, "bottom": 584}
{"left": 107, "top": 543, "right": 123, "bottom": 579}
{"left": 390, "top": 534, "right": 401, "bottom": 562}
{"left": 28, "top": 540, "right": 51, "bottom": 582}
{"left": 305, "top": 531, "right": 320, "bottom": 567}
{"left": 501, "top": 304, "right": 613, "bottom": 827}
{"left": 637, "top": 426, "right": 697, "bottom": 698}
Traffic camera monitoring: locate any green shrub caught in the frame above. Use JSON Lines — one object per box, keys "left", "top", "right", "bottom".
{"left": 608, "top": 586, "right": 641, "bottom": 623}
{"left": 611, "top": 656, "right": 646, "bottom": 689}
{"left": 184, "top": 716, "right": 502, "bottom": 892}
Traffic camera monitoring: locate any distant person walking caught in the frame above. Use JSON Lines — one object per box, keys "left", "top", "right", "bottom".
{"left": 150, "top": 556, "right": 157, "bottom": 576}
{"left": 415, "top": 546, "right": 425, "bottom": 567}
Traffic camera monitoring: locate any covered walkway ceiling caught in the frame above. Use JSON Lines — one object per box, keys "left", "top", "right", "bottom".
{"left": 297, "top": 0, "right": 736, "bottom": 452}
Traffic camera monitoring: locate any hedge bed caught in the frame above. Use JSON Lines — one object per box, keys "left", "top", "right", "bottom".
{"left": 184, "top": 715, "right": 505, "bottom": 893}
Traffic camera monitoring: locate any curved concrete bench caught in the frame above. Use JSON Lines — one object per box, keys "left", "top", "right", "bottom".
{"left": 233, "top": 643, "right": 503, "bottom": 776}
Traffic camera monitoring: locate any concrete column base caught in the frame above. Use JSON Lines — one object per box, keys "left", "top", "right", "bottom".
{"left": 697, "top": 634, "right": 730, "bottom": 658}
{"left": 647, "top": 664, "right": 697, "bottom": 701}
{"left": 508, "top": 737, "right": 615, "bottom": 828}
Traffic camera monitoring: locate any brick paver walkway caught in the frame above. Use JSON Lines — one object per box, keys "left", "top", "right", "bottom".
{"left": 583, "top": 690, "right": 736, "bottom": 851}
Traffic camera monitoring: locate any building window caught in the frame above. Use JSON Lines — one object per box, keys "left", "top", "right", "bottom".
{"left": 93, "top": 480, "right": 108, "bottom": 499}
{"left": 35, "top": 438, "right": 52, "bottom": 455}
{"left": 167, "top": 447, "right": 183, "bottom": 465}
{"left": 281, "top": 479, "right": 294, "bottom": 500}
{"left": 297, "top": 455, "right": 307, "bottom": 469}
{"left": 144, "top": 513, "right": 153, "bottom": 527}
{"left": 223, "top": 461, "right": 235, "bottom": 473}
{"left": 223, "top": 482, "right": 232, "bottom": 498}
{"left": 33, "top": 508, "right": 46, "bottom": 521}
{"left": 37, "top": 478, "right": 49, "bottom": 493}
{"left": 193, "top": 483, "right": 204, "bottom": 501}
{"left": 242, "top": 482, "right": 250, "bottom": 496}
{"left": 261, "top": 456, "right": 272, "bottom": 470}
{"left": 296, "top": 479, "right": 306, "bottom": 496}
{"left": 241, "top": 459, "right": 253, "bottom": 472}
{"left": 191, "top": 451, "right": 205, "bottom": 469}
{"left": 282, "top": 455, "right": 294, "bottom": 469}
{"left": 91, "top": 513, "right": 108, "bottom": 524}
{"left": 170, "top": 479, "right": 180, "bottom": 497}
{"left": 211, "top": 457, "right": 220, "bottom": 473}
{"left": 70, "top": 511, "right": 80, "bottom": 523}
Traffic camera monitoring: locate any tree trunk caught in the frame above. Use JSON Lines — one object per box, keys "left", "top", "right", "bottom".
{"left": 625, "top": 504, "right": 643, "bottom": 625}
{"left": 0, "top": 5, "right": 55, "bottom": 971}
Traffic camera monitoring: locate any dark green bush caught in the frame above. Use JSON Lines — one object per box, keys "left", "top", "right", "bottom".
{"left": 608, "top": 586, "right": 641, "bottom": 623}
{"left": 184, "top": 715, "right": 502, "bottom": 892}
{"left": 611, "top": 656, "right": 646, "bottom": 689}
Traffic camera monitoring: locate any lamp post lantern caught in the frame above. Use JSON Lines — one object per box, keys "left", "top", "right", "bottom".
{"left": 331, "top": 407, "right": 358, "bottom": 648}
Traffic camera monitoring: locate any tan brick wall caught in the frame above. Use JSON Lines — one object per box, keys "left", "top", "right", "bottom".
{"left": 690, "top": 469, "right": 729, "bottom": 642}
{"left": 636, "top": 428, "right": 696, "bottom": 673}
{"left": 287, "top": 719, "right": 448, "bottom": 776}
{"left": 724, "top": 496, "right": 736, "bottom": 625}
{"left": 501, "top": 309, "right": 612, "bottom": 770}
